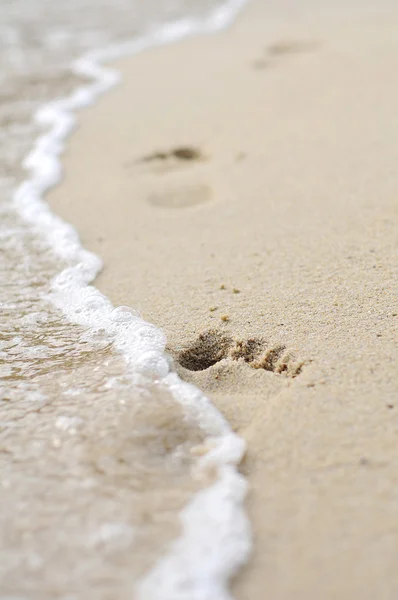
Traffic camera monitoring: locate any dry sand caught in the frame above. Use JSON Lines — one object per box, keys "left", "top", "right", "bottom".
{"left": 48, "top": 1, "right": 398, "bottom": 598}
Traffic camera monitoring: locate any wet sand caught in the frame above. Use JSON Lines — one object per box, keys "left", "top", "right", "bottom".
{"left": 48, "top": 0, "right": 398, "bottom": 598}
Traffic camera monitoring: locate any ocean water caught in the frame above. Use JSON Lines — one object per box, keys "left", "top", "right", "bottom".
{"left": 0, "top": 0, "right": 250, "bottom": 598}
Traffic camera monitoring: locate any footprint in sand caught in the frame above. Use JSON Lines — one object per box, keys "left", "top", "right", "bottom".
{"left": 135, "top": 144, "right": 212, "bottom": 209}
{"left": 169, "top": 330, "right": 304, "bottom": 423}
{"left": 253, "top": 39, "right": 320, "bottom": 70}
{"left": 148, "top": 182, "right": 212, "bottom": 209}
{"left": 174, "top": 329, "right": 303, "bottom": 377}
{"left": 136, "top": 145, "right": 206, "bottom": 174}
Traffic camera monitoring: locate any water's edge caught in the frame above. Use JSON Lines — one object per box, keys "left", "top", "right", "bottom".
{"left": 12, "top": 0, "right": 251, "bottom": 598}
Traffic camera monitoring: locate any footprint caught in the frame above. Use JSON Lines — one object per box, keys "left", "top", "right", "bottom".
{"left": 135, "top": 145, "right": 206, "bottom": 174}
{"left": 267, "top": 40, "right": 319, "bottom": 57}
{"left": 177, "top": 330, "right": 232, "bottom": 371}
{"left": 147, "top": 182, "right": 212, "bottom": 209}
{"left": 135, "top": 145, "right": 212, "bottom": 209}
{"left": 252, "top": 39, "right": 320, "bottom": 70}
{"left": 174, "top": 329, "right": 303, "bottom": 377}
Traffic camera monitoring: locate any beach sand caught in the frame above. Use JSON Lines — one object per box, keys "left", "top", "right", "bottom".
{"left": 48, "top": 0, "right": 398, "bottom": 597}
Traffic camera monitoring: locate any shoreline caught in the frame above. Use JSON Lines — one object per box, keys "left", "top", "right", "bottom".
{"left": 48, "top": 1, "right": 398, "bottom": 598}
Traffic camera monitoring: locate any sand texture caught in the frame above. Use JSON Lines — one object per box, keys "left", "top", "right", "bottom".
{"left": 48, "top": 1, "right": 398, "bottom": 598}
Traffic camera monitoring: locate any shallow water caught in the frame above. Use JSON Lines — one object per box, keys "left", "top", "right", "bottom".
{"left": 0, "top": 0, "right": 249, "bottom": 597}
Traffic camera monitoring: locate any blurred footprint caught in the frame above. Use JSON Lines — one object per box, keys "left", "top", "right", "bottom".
{"left": 148, "top": 182, "right": 212, "bottom": 209}
{"left": 267, "top": 39, "right": 320, "bottom": 57}
{"left": 135, "top": 145, "right": 206, "bottom": 174}
{"left": 253, "top": 39, "right": 320, "bottom": 70}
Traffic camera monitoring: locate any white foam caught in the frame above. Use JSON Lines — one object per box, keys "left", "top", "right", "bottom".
{"left": 13, "top": 0, "right": 251, "bottom": 598}
{"left": 137, "top": 467, "right": 250, "bottom": 600}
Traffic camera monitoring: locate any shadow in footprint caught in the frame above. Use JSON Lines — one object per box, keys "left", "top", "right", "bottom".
{"left": 178, "top": 330, "right": 232, "bottom": 371}
{"left": 253, "top": 39, "right": 320, "bottom": 70}
{"left": 137, "top": 146, "right": 206, "bottom": 167}
{"left": 176, "top": 329, "right": 303, "bottom": 377}
{"left": 268, "top": 40, "right": 320, "bottom": 57}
